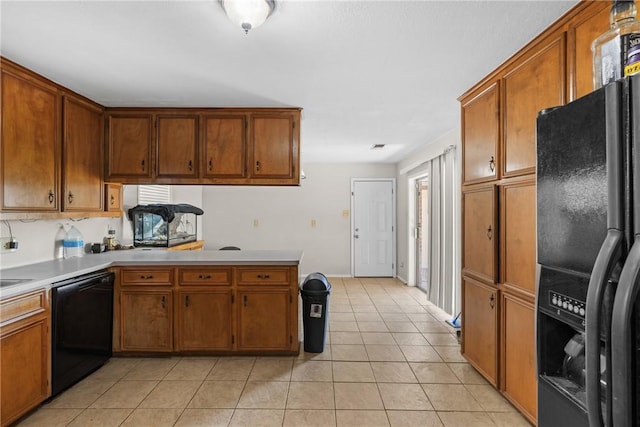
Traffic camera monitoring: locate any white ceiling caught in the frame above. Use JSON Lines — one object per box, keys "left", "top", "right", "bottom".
{"left": 1, "top": 0, "right": 579, "bottom": 164}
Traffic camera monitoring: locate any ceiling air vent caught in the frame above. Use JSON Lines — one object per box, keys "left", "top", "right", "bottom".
{"left": 370, "top": 144, "right": 385, "bottom": 149}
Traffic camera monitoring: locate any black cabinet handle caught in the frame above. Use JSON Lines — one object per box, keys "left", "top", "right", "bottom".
{"left": 188, "top": 160, "right": 193, "bottom": 171}
{"left": 489, "top": 156, "right": 495, "bottom": 173}
{"left": 185, "top": 295, "right": 190, "bottom": 307}
{"left": 140, "top": 275, "right": 154, "bottom": 280}
{"left": 48, "top": 190, "right": 55, "bottom": 204}
{"left": 257, "top": 274, "right": 271, "bottom": 280}
{"left": 244, "top": 295, "right": 248, "bottom": 307}
{"left": 68, "top": 192, "right": 74, "bottom": 204}
{"left": 489, "top": 294, "right": 495, "bottom": 309}
{"left": 161, "top": 295, "right": 166, "bottom": 308}
{"left": 256, "top": 160, "right": 261, "bottom": 172}
{"left": 487, "top": 225, "right": 493, "bottom": 240}
{"left": 141, "top": 159, "right": 145, "bottom": 171}
{"left": 208, "top": 159, "right": 213, "bottom": 171}
{"left": 110, "top": 194, "right": 115, "bottom": 206}
{"left": 198, "top": 274, "right": 212, "bottom": 280}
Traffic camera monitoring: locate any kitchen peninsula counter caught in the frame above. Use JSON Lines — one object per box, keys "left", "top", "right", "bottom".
{"left": 0, "top": 250, "right": 303, "bottom": 299}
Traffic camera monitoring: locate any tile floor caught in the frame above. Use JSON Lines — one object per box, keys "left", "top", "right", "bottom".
{"left": 17, "top": 277, "right": 531, "bottom": 427}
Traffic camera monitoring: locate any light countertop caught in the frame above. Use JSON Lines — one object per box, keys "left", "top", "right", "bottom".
{"left": 0, "top": 249, "right": 303, "bottom": 299}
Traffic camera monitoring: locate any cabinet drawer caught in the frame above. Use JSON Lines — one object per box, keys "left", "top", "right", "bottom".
{"left": 236, "top": 268, "right": 290, "bottom": 285}
{"left": 178, "top": 268, "right": 232, "bottom": 286}
{"left": 0, "top": 290, "right": 47, "bottom": 325}
{"left": 121, "top": 269, "right": 173, "bottom": 286}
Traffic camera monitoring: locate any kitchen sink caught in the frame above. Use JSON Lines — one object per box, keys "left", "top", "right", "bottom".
{"left": 0, "top": 278, "right": 32, "bottom": 287}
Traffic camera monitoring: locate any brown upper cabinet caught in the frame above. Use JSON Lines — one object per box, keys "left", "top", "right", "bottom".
{"left": 461, "top": 82, "right": 500, "bottom": 185}
{"left": 157, "top": 115, "right": 198, "bottom": 179}
{"left": 502, "top": 33, "right": 566, "bottom": 178}
{"left": 1, "top": 62, "right": 61, "bottom": 212}
{"left": 106, "top": 113, "right": 154, "bottom": 180}
{"left": 63, "top": 95, "right": 104, "bottom": 212}
{"left": 202, "top": 115, "right": 247, "bottom": 179}
{"left": 251, "top": 113, "right": 298, "bottom": 180}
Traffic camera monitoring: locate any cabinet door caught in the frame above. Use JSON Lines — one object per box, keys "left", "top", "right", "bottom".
{"left": 251, "top": 114, "right": 297, "bottom": 179}
{"left": 461, "top": 82, "right": 500, "bottom": 185}
{"left": 500, "top": 180, "right": 536, "bottom": 295}
{"left": 462, "top": 277, "right": 498, "bottom": 386}
{"left": 501, "top": 292, "right": 536, "bottom": 424}
{"left": 0, "top": 317, "right": 49, "bottom": 426}
{"left": 177, "top": 290, "right": 233, "bottom": 351}
{"left": 157, "top": 115, "right": 198, "bottom": 178}
{"left": 120, "top": 289, "right": 172, "bottom": 352}
{"left": 63, "top": 96, "right": 104, "bottom": 212}
{"left": 503, "top": 33, "right": 565, "bottom": 177}
{"left": 107, "top": 114, "right": 153, "bottom": 179}
{"left": 105, "top": 183, "right": 122, "bottom": 212}
{"left": 462, "top": 185, "right": 497, "bottom": 284}
{"left": 568, "top": 2, "right": 610, "bottom": 100}
{"left": 1, "top": 66, "right": 60, "bottom": 211}
{"left": 237, "top": 288, "right": 290, "bottom": 350}
{"left": 202, "top": 115, "right": 247, "bottom": 179}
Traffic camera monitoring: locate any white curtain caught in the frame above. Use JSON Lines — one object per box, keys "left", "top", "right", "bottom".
{"left": 426, "top": 146, "right": 457, "bottom": 315}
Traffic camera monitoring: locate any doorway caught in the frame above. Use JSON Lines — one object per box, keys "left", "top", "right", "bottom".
{"left": 351, "top": 179, "right": 396, "bottom": 277}
{"left": 416, "top": 178, "right": 429, "bottom": 292}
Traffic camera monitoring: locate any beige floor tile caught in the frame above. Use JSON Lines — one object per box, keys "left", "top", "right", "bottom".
{"left": 349, "top": 297, "right": 374, "bottom": 306}
{"left": 331, "top": 331, "right": 363, "bottom": 344}
{"left": 66, "top": 408, "right": 133, "bottom": 427}
{"left": 122, "top": 358, "right": 179, "bottom": 380}
{"left": 329, "top": 321, "right": 360, "bottom": 332}
{"left": 400, "top": 345, "right": 443, "bottom": 362}
{"left": 351, "top": 304, "right": 379, "bottom": 313}
{"left": 437, "top": 411, "right": 496, "bottom": 427}
{"left": 378, "top": 383, "right": 433, "bottom": 410}
{"left": 287, "top": 382, "right": 335, "bottom": 409}
{"left": 466, "top": 385, "right": 515, "bottom": 412}
{"left": 121, "top": 408, "right": 182, "bottom": 426}
{"left": 422, "top": 384, "right": 484, "bottom": 411}
{"left": 139, "top": 380, "right": 201, "bottom": 408}
{"left": 330, "top": 312, "right": 357, "bottom": 322}
{"left": 386, "top": 410, "right": 443, "bottom": 426}
{"left": 365, "top": 344, "right": 406, "bottom": 361}
{"left": 249, "top": 358, "right": 293, "bottom": 381}
{"left": 358, "top": 321, "right": 390, "bottom": 332}
{"left": 174, "top": 409, "right": 234, "bottom": 427}
{"left": 362, "top": 332, "right": 396, "bottom": 345}
{"left": 89, "top": 358, "right": 141, "bottom": 381}
{"left": 283, "top": 409, "right": 337, "bottom": 427}
{"left": 336, "top": 410, "right": 390, "bottom": 426}
{"left": 447, "top": 363, "right": 489, "bottom": 384}
{"left": 392, "top": 332, "right": 429, "bottom": 346}
{"left": 384, "top": 322, "right": 419, "bottom": 333}
{"left": 17, "top": 408, "right": 83, "bottom": 426}
{"left": 488, "top": 411, "right": 532, "bottom": 426}
{"left": 331, "top": 344, "right": 369, "bottom": 361}
{"left": 433, "top": 346, "right": 466, "bottom": 363}
{"left": 414, "top": 322, "right": 450, "bottom": 333}
{"left": 410, "top": 362, "right": 460, "bottom": 384}
{"left": 45, "top": 377, "right": 116, "bottom": 408}
{"left": 375, "top": 305, "right": 403, "bottom": 313}
{"left": 90, "top": 380, "right": 157, "bottom": 408}
{"left": 334, "top": 382, "right": 384, "bottom": 409}
{"left": 379, "top": 312, "right": 411, "bottom": 322}
{"left": 298, "top": 345, "right": 332, "bottom": 361}
{"left": 423, "top": 333, "right": 460, "bottom": 346}
{"left": 207, "top": 358, "right": 255, "bottom": 380}
{"left": 229, "top": 409, "right": 284, "bottom": 426}
{"left": 370, "top": 361, "right": 417, "bottom": 383}
{"left": 237, "top": 381, "right": 289, "bottom": 408}
{"left": 354, "top": 312, "right": 384, "bottom": 322}
{"left": 400, "top": 305, "right": 427, "bottom": 314}
{"left": 406, "top": 313, "right": 438, "bottom": 322}
{"left": 188, "top": 380, "right": 245, "bottom": 408}
{"left": 330, "top": 304, "right": 354, "bottom": 313}
{"left": 332, "top": 361, "right": 375, "bottom": 382}
{"left": 164, "top": 358, "right": 216, "bottom": 380}
{"left": 291, "top": 360, "right": 333, "bottom": 382}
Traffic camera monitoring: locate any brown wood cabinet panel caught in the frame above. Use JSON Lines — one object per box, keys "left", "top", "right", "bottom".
{"left": 236, "top": 267, "right": 290, "bottom": 286}
{"left": 63, "top": 96, "right": 104, "bottom": 212}
{"left": 501, "top": 292, "right": 536, "bottom": 424}
{"left": 179, "top": 267, "right": 232, "bottom": 286}
{"left": 107, "top": 114, "right": 153, "bottom": 179}
{"left": 1, "top": 66, "right": 60, "bottom": 211}
{"left": 568, "top": 2, "right": 610, "bottom": 100}
{"left": 120, "top": 289, "right": 172, "bottom": 352}
{"left": 0, "top": 315, "right": 49, "bottom": 426}
{"left": 461, "top": 82, "right": 500, "bottom": 184}
{"left": 0, "top": 290, "right": 46, "bottom": 325}
{"left": 500, "top": 179, "right": 536, "bottom": 295}
{"left": 237, "top": 288, "right": 290, "bottom": 350}
{"left": 503, "top": 33, "right": 566, "bottom": 177}
{"left": 202, "top": 115, "right": 247, "bottom": 179}
{"left": 462, "top": 186, "right": 497, "bottom": 284}
{"left": 176, "top": 290, "right": 233, "bottom": 351}
{"left": 121, "top": 268, "right": 174, "bottom": 286}
{"left": 157, "top": 115, "right": 198, "bottom": 178}
{"left": 251, "top": 114, "right": 296, "bottom": 179}
{"left": 461, "top": 277, "right": 498, "bottom": 386}
{"left": 105, "top": 183, "right": 122, "bottom": 212}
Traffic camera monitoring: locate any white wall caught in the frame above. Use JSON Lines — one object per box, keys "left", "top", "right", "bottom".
{"left": 201, "top": 163, "right": 396, "bottom": 276}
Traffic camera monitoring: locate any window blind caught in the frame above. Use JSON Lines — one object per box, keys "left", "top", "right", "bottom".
{"left": 137, "top": 185, "right": 171, "bottom": 205}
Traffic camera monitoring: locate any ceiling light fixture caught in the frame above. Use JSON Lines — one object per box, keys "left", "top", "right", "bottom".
{"left": 220, "top": 0, "right": 275, "bottom": 34}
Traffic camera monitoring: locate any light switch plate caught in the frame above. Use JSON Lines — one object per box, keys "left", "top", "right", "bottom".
{"left": 0, "top": 237, "right": 18, "bottom": 253}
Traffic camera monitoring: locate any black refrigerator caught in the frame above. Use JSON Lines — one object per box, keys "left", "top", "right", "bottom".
{"left": 536, "top": 75, "right": 640, "bottom": 427}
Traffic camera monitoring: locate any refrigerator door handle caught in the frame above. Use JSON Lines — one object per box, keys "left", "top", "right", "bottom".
{"left": 586, "top": 229, "right": 622, "bottom": 427}
{"left": 611, "top": 238, "right": 640, "bottom": 427}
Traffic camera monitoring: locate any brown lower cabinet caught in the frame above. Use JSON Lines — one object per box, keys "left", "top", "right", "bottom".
{"left": 237, "top": 289, "right": 291, "bottom": 350}
{"left": 120, "top": 289, "right": 173, "bottom": 352}
{"left": 0, "top": 290, "right": 50, "bottom": 427}
{"left": 176, "top": 290, "right": 233, "bottom": 351}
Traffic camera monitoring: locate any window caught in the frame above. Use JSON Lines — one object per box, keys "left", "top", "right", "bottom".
{"left": 137, "top": 185, "right": 170, "bottom": 205}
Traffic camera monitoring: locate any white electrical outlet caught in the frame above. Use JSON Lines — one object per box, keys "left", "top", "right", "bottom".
{"left": 0, "top": 236, "right": 18, "bottom": 253}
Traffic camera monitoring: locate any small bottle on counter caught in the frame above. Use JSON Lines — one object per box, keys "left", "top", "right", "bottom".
{"left": 592, "top": 0, "right": 640, "bottom": 89}
{"left": 63, "top": 225, "right": 84, "bottom": 259}
{"left": 105, "top": 227, "right": 116, "bottom": 251}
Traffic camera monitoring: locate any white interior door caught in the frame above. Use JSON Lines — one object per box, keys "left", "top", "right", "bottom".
{"left": 352, "top": 179, "right": 395, "bottom": 277}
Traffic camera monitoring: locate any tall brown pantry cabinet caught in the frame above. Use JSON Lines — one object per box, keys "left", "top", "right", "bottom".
{"left": 459, "top": 1, "right": 610, "bottom": 424}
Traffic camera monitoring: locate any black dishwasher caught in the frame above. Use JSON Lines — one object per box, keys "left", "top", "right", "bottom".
{"left": 51, "top": 270, "right": 114, "bottom": 397}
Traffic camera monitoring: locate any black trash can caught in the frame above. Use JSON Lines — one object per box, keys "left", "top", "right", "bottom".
{"left": 300, "top": 272, "right": 331, "bottom": 353}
